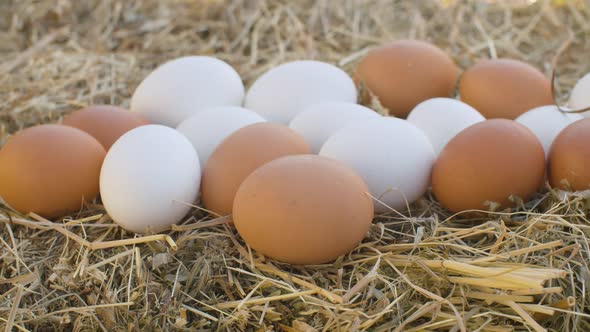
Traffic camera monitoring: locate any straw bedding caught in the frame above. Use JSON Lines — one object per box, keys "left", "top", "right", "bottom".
{"left": 1, "top": 0, "right": 589, "bottom": 331}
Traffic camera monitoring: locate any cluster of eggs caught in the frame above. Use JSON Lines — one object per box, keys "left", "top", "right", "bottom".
{"left": 1, "top": 40, "right": 590, "bottom": 265}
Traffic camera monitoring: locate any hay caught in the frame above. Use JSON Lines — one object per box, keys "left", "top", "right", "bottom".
{"left": 1, "top": 0, "right": 589, "bottom": 330}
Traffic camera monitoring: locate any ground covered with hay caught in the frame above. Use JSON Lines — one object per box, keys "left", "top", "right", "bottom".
{"left": 1, "top": 0, "right": 590, "bottom": 331}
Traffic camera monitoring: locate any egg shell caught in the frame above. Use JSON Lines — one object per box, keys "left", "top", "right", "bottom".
{"left": 319, "top": 117, "right": 435, "bottom": 213}
{"left": 289, "top": 101, "right": 380, "bottom": 153}
{"left": 0, "top": 124, "right": 106, "bottom": 218}
{"left": 177, "top": 106, "right": 266, "bottom": 166}
{"left": 100, "top": 125, "right": 200, "bottom": 233}
{"left": 568, "top": 72, "right": 590, "bottom": 117}
{"left": 515, "top": 105, "right": 582, "bottom": 158}
{"left": 354, "top": 40, "right": 458, "bottom": 118}
{"left": 62, "top": 105, "right": 149, "bottom": 150}
{"left": 432, "top": 119, "right": 545, "bottom": 213}
{"left": 233, "top": 155, "right": 374, "bottom": 265}
{"left": 201, "top": 123, "right": 310, "bottom": 215}
{"left": 131, "top": 56, "right": 244, "bottom": 127}
{"left": 244, "top": 60, "right": 357, "bottom": 124}
{"left": 459, "top": 59, "right": 553, "bottom": 119}
{"left": 548, "top": 118, "right": 590, "bottom": 191}
{"left": 407, "top": 98, "right": 485, "bottom": 156}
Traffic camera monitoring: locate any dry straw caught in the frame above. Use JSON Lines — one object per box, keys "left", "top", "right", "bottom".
{"left": 1, "top": 0, "right": 590, "bottom": 331}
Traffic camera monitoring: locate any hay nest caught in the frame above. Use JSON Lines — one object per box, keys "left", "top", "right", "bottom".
{"left": 1, "top": 0, "right": 589, "bottom": 331}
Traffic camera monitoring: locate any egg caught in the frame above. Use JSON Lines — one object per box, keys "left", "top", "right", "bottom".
{"left": 0, "top": 125, "right": 106, "bottom": 218}
{"left": 62, "top": 105, "right": 148, "bottom": 150}
{"left": 177, "top": 106, "right": 266, "bottom": 166}
{"left": 548, "top": 118, "right": 590, "bottom": 191}
{"left": 131, "top": 56, "right": 244, "bottom": 127}
{"left": 515, "top": 105, "right": 582, "bottom": 158}
{"left": 288, "top": 101, "right": 380, "bottom": 153}
{"left": 100, "top": 125, "right": 200, "bottom": 233}
{"left": 432, "top": 119, "right": 545, "bottom": 213}
{"left": 233, "top": 155, "right": 373, "bottom": 265}
{"left": 459, "top": 59, "right": 553, "bottom": 119}
{"left": 319, "top": 117, "right": 435, "bottom": 213}
{"left": 244, "top": 60, "right": 357, "bottom": 124}
{"left": 568, "top": 72, "right": 590, "bottom": 117}
{"left": 407, "top": 98, "right": 485, "bottom": 156}
{"left": 354, "top": 40, "right": 458, "bottom": 118}
{"left": 202, "top": 123, "right": 310, "bottom": 215}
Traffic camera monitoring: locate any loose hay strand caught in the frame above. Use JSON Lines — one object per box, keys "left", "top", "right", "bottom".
{"left": 502, "top": 300, "right": 548, "bottom": 332}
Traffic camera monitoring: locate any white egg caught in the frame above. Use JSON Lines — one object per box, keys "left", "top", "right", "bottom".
{"left": 100, "top": 125, "right": 201, "bottom": 233}
{"left": 515, "top": 105, "right": 582, "bottom": 158}
{"left": 131, "top": 56, "right": 244, "bottom": 127}
{"left": 407, "top": 98, "right": 485, "bottom": 156}
{"left": 177, "top": 106, "right": 266, "bottom": 166}
{"left": 319, "top": 117, "right": 435, "bottom": 213}
{"left": 289, "top": 102, "right": 380, "bottom": 153}
{"left": 569, "top": 72, "right": 590, "bottom": 117}
{"left": 245, "top": 60, "right": 357, "bottom": 124}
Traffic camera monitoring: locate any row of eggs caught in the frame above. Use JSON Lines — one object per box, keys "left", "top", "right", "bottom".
{"left": 2, "top": 40, "right": 590, "bottom": 265}
{"left": 130, "top": 40, "right": 590, "bottom": 126}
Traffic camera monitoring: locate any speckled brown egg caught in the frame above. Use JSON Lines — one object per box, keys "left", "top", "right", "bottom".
{"left": 354, "top": 40, "right": 458, "bottom": 117}
{"left": 549, "top": 118, "right": 590, "bottom": 191}
{"left": 63, "top": 105, "right": 149, "bottom": 150}
{"left": 233, "top": 155, "right": 374, "bottom": 265}
{"left": 201, "top": 122, "right": 310, "bottom": 215}
{"left": 459, "top": 59, "right": 553, "bottom": 119}
{"left": 0, "top": 124, "right": 106, "bottom": 218}
{"left": 432, "top": 119, "right": 545, "bottom": 213}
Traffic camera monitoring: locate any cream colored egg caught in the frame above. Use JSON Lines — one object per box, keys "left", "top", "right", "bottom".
{"left": 100, "top": 125, "right": 201, "bottom": 233}
{"left": 131, "top": 56, "right": 244, "bottom": 127}
{"left": 568, "top": 72, "right": 590, "bottom": 117}
{"left": 177, "top": 106, "right": 266, "bottom": 166}
{"left": 320, "top": 117, "right": 435, "bottom": 213}
{"left": 515, "top": 105, "right": 582, "bottom": 158}
{"left": 289, "top": 102, "right": 380, "bottom": 153}
{"left": 407, "top": 98, "right": 485, "bottom": 156}
{"left": 245, "top": 61, "right": 357, "bottom": 124}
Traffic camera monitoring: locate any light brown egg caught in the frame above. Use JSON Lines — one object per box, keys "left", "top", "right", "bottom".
{"left": 0, "top": 125, "right": 106, "bottom": 218}
{"left": 459, "top": 59, "right": 553, "bottom": 119}
{"left": 548, "top": 118, "right": 590, "bottom": 190}
{"left": 354, "top": 40, "right": 458, "bottom": 117}
{"left": 233, "top": 155, "right": 374, "bottom": 265}
{"left": 201, "top": 122, "right": 310, "bottom": 215}
{"left": 432, "top": 119, "right": 545, "bottom": 213}
{"left": 63, "top": 105, "right": 149, "bottom": 150}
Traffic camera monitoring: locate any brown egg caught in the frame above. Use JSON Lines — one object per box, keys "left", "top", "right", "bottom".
{"left": 201, "top": 123, "right": 310, "bottom": 215}
{"left": 548, "top": 118, "right": 590, "bottom": 190}
{"left": 354, "top": 40, "right": 458, "bottom": 117}
{"left": 63, "top": 105, "right": 148, "bottom": 150}
{"left": 432, "top": 119, "right": 545, "bottom": 213}
{"left": 0, "top": 125, "right": 106, "bottom": 218}
{"left": 459, "top": 59, "right": 553, "bottom": 119}
{"left": 233, "top": 155, "right": 374, "bottom": 265}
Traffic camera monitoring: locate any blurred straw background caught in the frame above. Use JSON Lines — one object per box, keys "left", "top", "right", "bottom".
{"left": 1, "top": 0, "right": 590, "bottom": 331}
